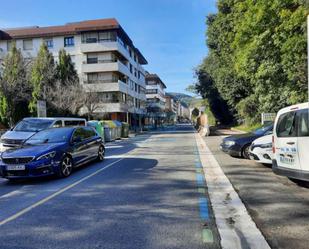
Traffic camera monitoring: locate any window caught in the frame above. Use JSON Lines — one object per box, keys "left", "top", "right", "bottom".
{"left": 64, "top": 120, "right": 85, "bottom": 127}
{"left": 83, "top": 127, "right": 96, "bottom": 139}
{"left": 64, "top": 36, "right": 74, "bottom": 47}
{"left": 277, "top": 111, "right": 297, "bottom": 137}
{"left": 146, "top": 80, "right": 157, "bottom": 85}
{"left": 146, "top": 89, "right": 158, "bottom": 94}
{"left": 99, "top": 31, "right": 116, "bottom": 42}
{"left": 129, "top": 64, "right": 133, "bottom": 74}
{"left": 23, "top": 39, "right": 33, "bottom": 50}
{"left": 44, "top": 38, "right": 53, "bottom": 48}
{"left": 297, "top": 109, "right": 309, "bottom": 137}
{"left": 7, "top": 41, "right": 12, "bottom": 51}
{"left": 27, "top": 128, "right": 71, "bottom": 144}
{"left": 82, "top": 32, "right": 98, "bottom": 43}
{"left": 87, "top": 54, "right": 98, "bottom": 64}
{"left": 122, "top": 93, "right": 126, "bottom": 103}
{"left": 14, "top": 119, "right": 54, "bottom": 132}
{"left": 72, "top": 128, "right": 85, "bottom": 142}
{"left": 52, "top": 120, "right": 63, "bottom": 128}
{"left": 87, "top": 73, "right": 98, "bottom": 83}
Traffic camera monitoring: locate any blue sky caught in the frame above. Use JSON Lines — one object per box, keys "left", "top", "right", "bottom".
{"left": 0, "top": 0, "right": 217, "bottom": 94}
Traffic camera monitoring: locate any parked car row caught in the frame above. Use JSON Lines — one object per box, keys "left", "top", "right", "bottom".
{"left": 0, "top": 117, "right": 130, "bottom": 180}
{"left": 221, "top": 102, "right": 309, "bottom": 183}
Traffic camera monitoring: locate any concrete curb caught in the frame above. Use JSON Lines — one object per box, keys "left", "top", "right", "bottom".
{"left": 195, "top": 133, "right": 270, "bottom": 249}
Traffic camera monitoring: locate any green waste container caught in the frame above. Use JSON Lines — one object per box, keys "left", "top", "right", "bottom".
{"left": 121, "top": 122, "right": 129, "bottom": 138}
{"left": 100, "top": 120, "right": 117, "bottom": 142}
{"left": 112, "top": 120, "right": 122, "bottom": 140}
{"left": 88, "top": 120, "right": 105, "bottom": 143}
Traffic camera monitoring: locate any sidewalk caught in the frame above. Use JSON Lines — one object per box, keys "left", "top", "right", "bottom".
{"left": 195, "top": 133, "right": 270, "bottom": 249}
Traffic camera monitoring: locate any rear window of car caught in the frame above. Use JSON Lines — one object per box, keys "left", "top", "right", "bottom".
{"left": 276, "top": 111, "right": 297, "bottom": 137}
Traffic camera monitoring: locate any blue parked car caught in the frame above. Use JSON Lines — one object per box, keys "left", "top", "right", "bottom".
{"left": 0, "top": 126, "right": 105, "bottom": 180}
{"left": 220, "top": 124, "right": 273, "bottom": 159}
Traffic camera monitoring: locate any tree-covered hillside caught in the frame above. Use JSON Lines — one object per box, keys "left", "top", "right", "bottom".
{"left": 195, "top": 0, "right": 308, "bottom": 125}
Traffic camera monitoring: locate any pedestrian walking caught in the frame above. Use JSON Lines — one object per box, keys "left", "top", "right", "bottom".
{"left": 198, "top": 111, "right": 210, "bottom": 136}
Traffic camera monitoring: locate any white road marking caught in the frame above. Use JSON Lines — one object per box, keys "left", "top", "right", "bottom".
{"left": 195, "top": 133, "right": 270, "bottom": 249}
{"left": 105, "top": 145, "right": 124, "bottom": 149}
{"left": 0, "top": 189, "right": 24, "bottom": 199}
{"left": 0, "top": 157, "right": 126, "bottom": 227}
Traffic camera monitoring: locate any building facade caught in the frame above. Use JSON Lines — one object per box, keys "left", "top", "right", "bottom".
{"left": 165, "top": 95, "right": 178, "bottom": 123}
{"left": 0, "top": 18, "right": 147, "bottom": 125}
{"left": 145, "top": 73, "right": 166, "bottom": 126}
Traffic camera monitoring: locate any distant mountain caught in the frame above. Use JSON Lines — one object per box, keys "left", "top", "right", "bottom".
{"left": 166, "top": 92, "right": 195, "bottom": 107}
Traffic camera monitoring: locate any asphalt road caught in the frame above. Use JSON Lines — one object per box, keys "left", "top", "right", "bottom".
{"left": 205, "top": 132, "right": 309, "bottom": 249}
{"left": 0, "top": 125, "right": 220, "bottom": 249}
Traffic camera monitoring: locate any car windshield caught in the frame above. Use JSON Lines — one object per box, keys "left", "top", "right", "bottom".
{"left": 26, "top": 128, "right": 71, "bottom": 145}
{"left": 253, "top": 125, "right": 272, "bottom": 136}
{"left": 14, "top": 119, "right": 54, "bottom": 132}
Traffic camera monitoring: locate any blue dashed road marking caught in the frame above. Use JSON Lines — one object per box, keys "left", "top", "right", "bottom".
{"left": 195, "top": 162, "right": 202, "bottom": 168}
{"left": 196, "top": 173, "right": 205, "bottom": 186}
{"left": 199, "top": 197, "right": 209, "bottom": 221}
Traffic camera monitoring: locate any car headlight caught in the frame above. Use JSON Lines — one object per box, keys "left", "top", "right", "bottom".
{"left": 225, "top": 141, "right": 235, "bottom": 146}
{"left": 36, "top": 151, "right": 56, "bottom": 161}
{"left": 260, "top": 143, "right": 272, "bottom": 149}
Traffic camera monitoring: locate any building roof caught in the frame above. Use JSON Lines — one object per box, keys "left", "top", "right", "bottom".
{"left": 1, "top": 19, "right": 119, "bottom": 39}
{"left": 0, "top": 18, "right": 147, "bottom": 64}
{"left": 145, "top": 73, "right": 167, "bottom": 89}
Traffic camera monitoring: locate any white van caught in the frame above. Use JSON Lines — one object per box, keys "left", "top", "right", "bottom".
{"left": 272, "top": 102, "right": 309, "bottom": 181}
{"left": 0, "top": 117, "right": 86, "bottom": 152}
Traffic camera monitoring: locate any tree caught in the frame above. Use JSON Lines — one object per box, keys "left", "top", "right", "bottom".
{"left": 195, "top": 0, "right": 308, "bottom": 124}
{"left": 83, "top": 86, "right": 102, "bottom": 120}
{"left": 46, "top": 49, "right": 83, "bottom": 116}
{"left": 46, "top": 80, "right": 85, "bottom": 116}
{"left": 29, "top": 43, "right": 55, "bottom": 113}
{"left": 191, "top": 108, "right": 200, "bottom": 118}
{"left": 195, "top": 62, "right": 233, "bottom": 124}
{"left": 0, "top": 43, "right": 32, "bottom": 126}
{"left": 55, "top": 49, "right": 79, "bottom": 85}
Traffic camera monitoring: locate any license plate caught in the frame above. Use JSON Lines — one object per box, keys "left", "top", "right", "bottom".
{"left": 6, "top": 165, "right": 25, "bottom": 171}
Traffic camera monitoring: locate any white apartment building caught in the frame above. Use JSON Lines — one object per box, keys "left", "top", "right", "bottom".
{"left": 144, "top": 73, "right": 167, "bottom": 126}
{"left": 145, "top": 73, "right": 166, "bottom": 113}
{"left": 0, "top": 18, "right": 147, "bottom": 125}
{"left": 165, "top": 95, "right": 178, "bottom": 114}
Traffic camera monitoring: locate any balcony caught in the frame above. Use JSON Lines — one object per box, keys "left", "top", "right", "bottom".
{"left": 81, "top": 60, "right": 130, "bottom": 76}
{"left": 80, "top": 41, "right": 130, "bottom": 61}
{"left": 98, "top": 102, "right": 129, "bottom": 113}
{"left": 83, "top": 80, "right": 128, "bottom": 93}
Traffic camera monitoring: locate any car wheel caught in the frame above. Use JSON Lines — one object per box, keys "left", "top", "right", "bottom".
{"left": 242, "top": 144, "right": 251, "bottom": 159}
{"left": 97, "top": 145, "right": 105, "bottom": 162}
{"left": 59, "top": 156, "right": 73, "bottom": 177}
